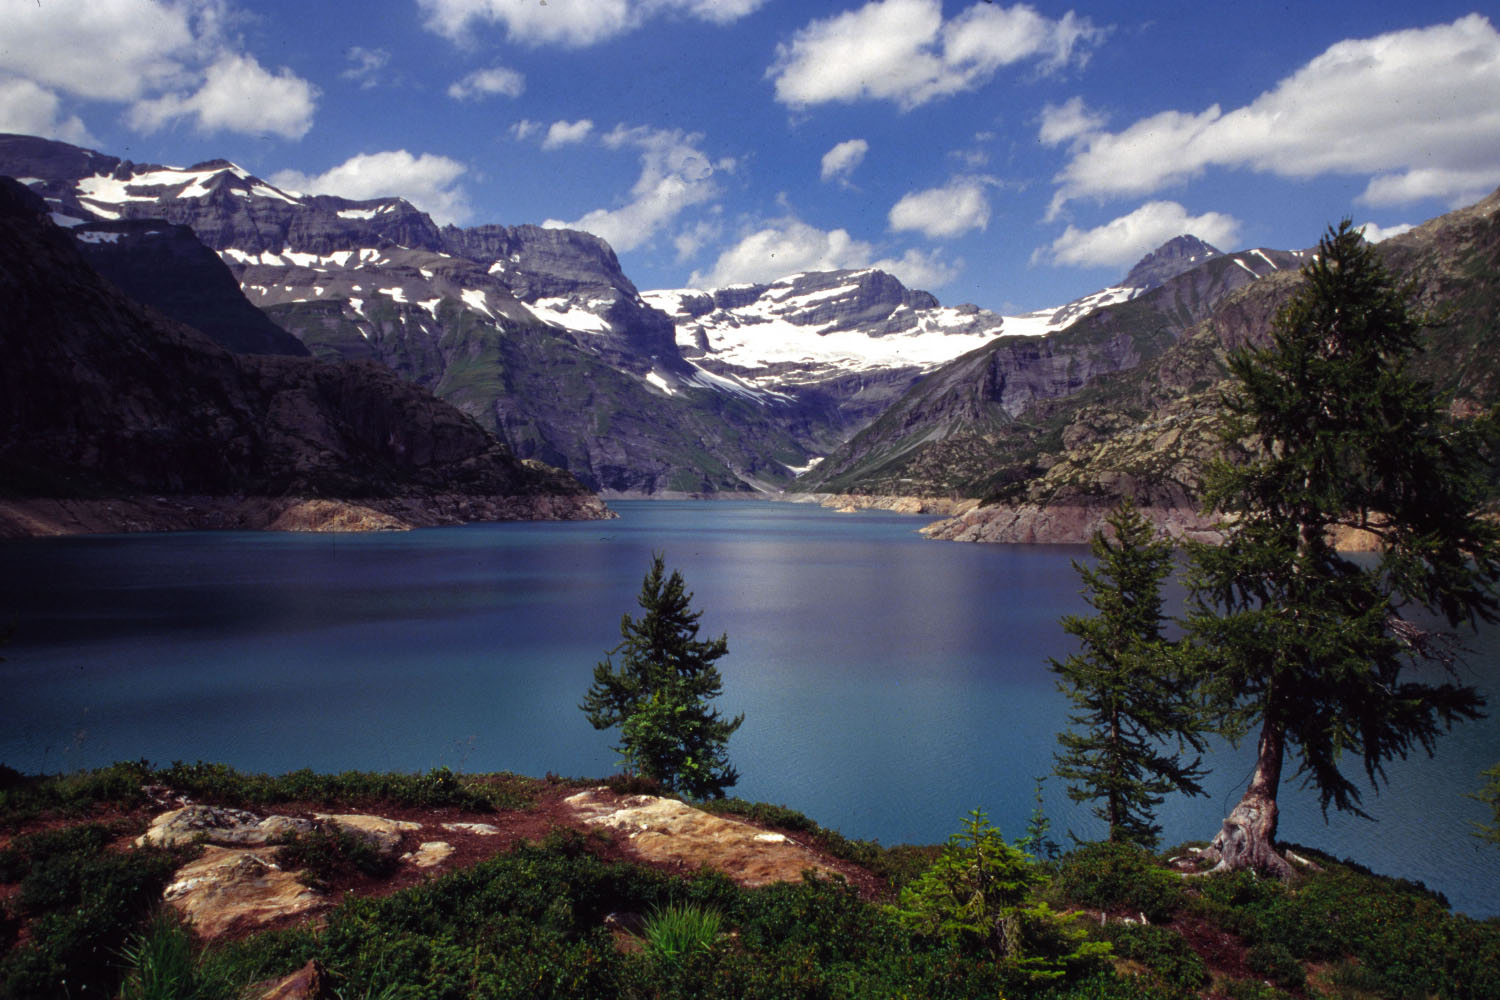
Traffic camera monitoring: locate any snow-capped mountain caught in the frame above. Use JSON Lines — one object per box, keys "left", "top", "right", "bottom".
{"left": 0, "top": 132, "right": 1320, "bottom": 497}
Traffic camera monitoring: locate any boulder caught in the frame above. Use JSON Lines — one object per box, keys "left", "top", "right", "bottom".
{"left": 163, "top": 846, "right": 326, "bottom": 939}
{"left": 135, "top": 805, "right": 313, "bottom": 848}
{"left": 401, "top": 841, "right": 454, "bottom": 868}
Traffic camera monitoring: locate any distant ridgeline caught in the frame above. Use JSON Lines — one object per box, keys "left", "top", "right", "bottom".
{"left": 0, "top": 175, "right": 608, "bottom": 536}
{"left": 2, "top": 131, "right": 1496, "bottom": 535}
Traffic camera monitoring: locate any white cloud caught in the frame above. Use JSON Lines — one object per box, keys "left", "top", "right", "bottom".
{"left": 544, "top": 125, "right": 727, "bottom": 252}
{"left": 129, "top": 54, "right": 318, "bottom": 140}
{"left": 0, "top": 77, "right": 93, "bottom": 145}
{"left": 342, "top": 47, "right": 391, "bottom": 90}
{"left": 691, "top": 216, "right": 959, "bottom": 289}
{"left": 270, "top": 150, "right": 471, "bottom": 225}
{"left": 1051, "top": 14, "right": 1500, "bottom": 212}
{"left": 541, "top": 119, "right": 595, "bottom": 150}
{"left": 510, "top": 119, "right": 542, "bottom": 141}
{"left": 1357, "top": 221, "right": 1415, "bottom": 244}
{"left": 1359, "top": 167, "right": 1500, "bottom": 208}
{"left": 1044, "top": 201, "right": 1241, "bottom": 270}
{"left": 1038, "top": 96, "right": 1106, "bottom": 147}
{"left": 447, "top": 66, "right": 525, "bottom": 100}
{"left": 889, "top": 176, "right": 992, "bottom": 238}
{"left": 0, "top": 0, "right": 318, "bottom": 142}
{"left": 769, "top": 0, "right": 1104, "bottom": 110}
{"left": 820, "top": 139, "right": 868, "bottom": 182}
{"left": 673, "top": 218, "right": 722, "bottom": 261}
{"left": 418, "top": 0, "right": 769, "bottom": 48}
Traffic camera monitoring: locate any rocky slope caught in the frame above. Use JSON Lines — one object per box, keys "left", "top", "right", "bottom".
{"left": 796, "top": 240, "right": 1308, "bottom": 497}
{"left": 0, "top": 177, "right": 607, "bottom": 535}
{"left": 0, "top": 133, "right": 812, "bottom": 493}
{"left": 0, "top": 133, "right": 1144, "bottom": 494}
{"left": 918, "top": 191, "right": 1500, "bottom": 543}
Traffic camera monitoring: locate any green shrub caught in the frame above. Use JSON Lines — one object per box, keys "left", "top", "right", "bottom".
{"left": 1246, "top": 941, "right": 1305, "bottom": 991}
{"left": 1101, "top": 921, "right": 1209, "bottom": 994}
{"left": 274, "top": 824, "right": 399, "bottom": 890}
{"left": 894, "top": 809, "right": 1109, "bottom": 987}
{"left": 0, "top": 822, "right": 188, "bottom": 999}
{"left": 1218, "top": 978, "right": 1295, "bottom": 1000}
{"left": 1054, "top": 841, "right": 1185, "bottom": 923}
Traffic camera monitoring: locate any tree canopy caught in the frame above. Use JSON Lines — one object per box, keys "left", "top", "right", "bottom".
{"left": 581, "top": 553, "right": 742, "bottom": 799}
{"left": 1186, "top": 220, "right": 1500, "bottom": 873}
{"left": 1052, "top": 499, "right": 1208, "bottom": 849}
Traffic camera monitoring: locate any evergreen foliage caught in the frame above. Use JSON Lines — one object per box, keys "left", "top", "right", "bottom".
{"left": 1473, "top": 762, "right": 1500, "bottom": 849}
{"left": 1052, "top": 500, "right": 1208, "bottom": 848}
{"left": 1185, "top": 220, "right": 1500, "bottom": 837}
{"left": 893, "top": 809, "right": 1109, "bottom": 986}
{"left": 581, "top": 553, "right": 743, "bottom": 799}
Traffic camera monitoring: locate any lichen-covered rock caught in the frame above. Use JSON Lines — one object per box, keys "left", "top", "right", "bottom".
{"left": 401, "top": 841, "right": 454, "bottom": 868}
{"left": 135, "top": 805, "right": 313, "bottom": 848}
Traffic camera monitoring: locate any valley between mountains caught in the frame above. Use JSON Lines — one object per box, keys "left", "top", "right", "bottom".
{"left": 2, "top": 132, "right": 1497, "bottom": 539}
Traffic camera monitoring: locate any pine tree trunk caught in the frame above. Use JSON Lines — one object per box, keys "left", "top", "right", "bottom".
{"left": 1202, "top": 716, "right": 1294, "bottom": 878}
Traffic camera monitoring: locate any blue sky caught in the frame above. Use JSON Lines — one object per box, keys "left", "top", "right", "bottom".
{"left": 2, "top": 1, "right": 1498, "bottom": 312}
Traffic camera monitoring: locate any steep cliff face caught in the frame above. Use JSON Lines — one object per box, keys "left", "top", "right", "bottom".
{"left": 916, "top": 192, "right": 1500, "bottom": 543}
{"left": 0, "top": 177, "right": 606, "bottom": 533}
{"left": 73, "top": 219, "right": 310, "bottom": 356}
{"left": 797, "top": 243, "right": 1307, "bottom": 496}
{"left": 0, "top": 133, "right": 802, "bottom": 493}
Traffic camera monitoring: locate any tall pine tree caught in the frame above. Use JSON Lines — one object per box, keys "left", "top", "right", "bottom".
{"left": 1186, "top": 221, "right": 1499, "bottom": 875}
{"left": 1052, "top": 499, "right": 1208, "bottom": 848}
{"left": 581, "top": 553, "right": 742, "bottom": 799}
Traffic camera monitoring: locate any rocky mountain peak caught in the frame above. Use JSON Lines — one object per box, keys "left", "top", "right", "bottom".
{"left": 1124, "top": 235, "right": 1224, "bottom": 291}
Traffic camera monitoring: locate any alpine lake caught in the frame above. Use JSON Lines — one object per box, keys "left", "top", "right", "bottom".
{"left": 2, "top": 499, "right": 1497, "bottom": 917}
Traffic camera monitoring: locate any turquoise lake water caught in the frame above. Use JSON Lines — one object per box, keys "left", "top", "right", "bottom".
{"left": 2, "top": 499, "right": 1497, "bottom": 916}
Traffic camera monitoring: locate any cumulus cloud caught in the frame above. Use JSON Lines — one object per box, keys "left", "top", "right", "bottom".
{"left": 1038, "top": 96, "right": 1106, "bottom": 147}
{"left": 0, "top": 77, "right": 93, "bottom": 145}
{"left": 129, "top": 54, "right": 318, "bottom": 140}
{"left": 1043, "top": 201, "right": 1241, "bottom": 270}
{"left": 820, "top": 139, "right": 869, "bottom": 182}
{"left": 342, "top": 47, "right": 390, "bottom": 89}
{"left": 691, "top": 216, "right": 959, "bottom": 289}
{"left": 418, "top": 0, "right": 768, "bottom": 48}
{"left": 1050, "top": 14, "right": 1500, "bottom": 213}
{"left": 888, "top": 176, "right": 992, "bottom": 238}
{"left": 541, "top": 119, "right": 595, "bottom": 150}
{"left": 1357, "top": 221, "right": 1415, "bottom": 244}
{"left": 544, "top": 125, "right": 729, "bottom": 252}
{"left": 0, "top": 0, "right": 318, "bottom": 141}
{"left": 270, "top": 150, "right": 471, "bottom": 225}
{"left": 447, "top": 66, "right": 525, "bottom": 100}
{"left": 769, "top": 0, "right": 1104, "bottom": 110}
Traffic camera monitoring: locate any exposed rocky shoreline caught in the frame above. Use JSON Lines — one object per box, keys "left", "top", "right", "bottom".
{"left": 0, "top": 492, "right": 613, "bottom": 538}
{"left": 919, "top": 501, "right": 1223, "bottom": 545}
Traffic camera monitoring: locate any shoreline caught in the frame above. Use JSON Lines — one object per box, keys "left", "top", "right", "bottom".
{"left": 0, "top": 492, "right": 614, "bottom": 539}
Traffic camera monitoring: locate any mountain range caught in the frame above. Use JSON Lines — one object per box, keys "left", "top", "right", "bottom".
{"left": 2, "top": 132, "right": 1495, "bottom": 539}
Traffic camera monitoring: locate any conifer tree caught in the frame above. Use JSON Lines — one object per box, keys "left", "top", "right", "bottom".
{"left": 1186, "top": 221, "right": 1499, "bottom": 875}
{"left": 581, "top": 553, "right": 742, "bottom": 799}
{"left": 1052, "top": 499, "right": 1208, "bottom": 848}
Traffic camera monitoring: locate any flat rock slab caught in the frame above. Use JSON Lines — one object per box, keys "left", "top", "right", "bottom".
{"left": 441, "top": 821, "right": 502, "bottom": 836}
{"left": 164, "top": 845, "right": 326, "bottom": 939}
{"left": 135, "top": 805, "right": 314, "bottom": 848}
{"left": 313, "top": 813, "right": 422, "bottom": 854}
{"left": 563, "top": 789, "right": 841, "bottom": 888}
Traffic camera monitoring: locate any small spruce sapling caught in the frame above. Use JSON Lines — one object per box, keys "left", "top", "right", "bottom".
{"left": 581, "top": 553, "right": 742, "bottom": 799}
